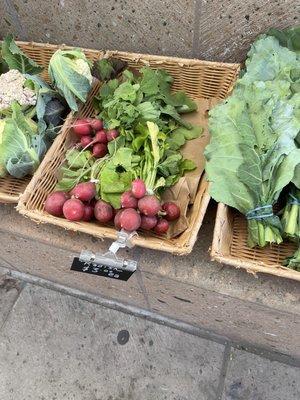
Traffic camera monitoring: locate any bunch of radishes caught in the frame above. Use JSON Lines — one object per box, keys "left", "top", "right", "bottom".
{"left": 72, "top": 118, "right": 119, "bottom": 158}
{"left": 44, "top": 178, "right": 180, "bottom": 235}
{"left": 115, "top": 179, "right": 180, "bottom": 234}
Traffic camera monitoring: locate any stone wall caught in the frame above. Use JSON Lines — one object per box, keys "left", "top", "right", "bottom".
{"left": 1, "top": 0, "right": 298, "bottom": 62}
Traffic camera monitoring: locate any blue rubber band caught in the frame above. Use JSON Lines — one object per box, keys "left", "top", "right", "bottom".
{"left": 288, "top": 193, "right": 300, "bottom": 206}
{"left": 246, "top": 205, "right": 273, "bottom": 220}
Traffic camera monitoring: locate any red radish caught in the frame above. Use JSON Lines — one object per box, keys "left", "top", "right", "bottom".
{"left": 138, "top": 195, "right": 161, "bottom": 217}
{"left": 162, "top": 202, "right": 181, "bottom": 221}
{"left": 131, "top": 179, "right": 146, "bottom": 199}
{"left": 94, "top": 130, "right": 108, "bottom": 144}
{"left": 154, "top": 219, "right": 169, "bottom": 234}
{"left": 44, "top": 191, "right": 69, "bottom": 216}
{"left": 82, "top": 204, "right": 94, "bottom": 221}
{"left": 89, "top": 118, "right": 103, "bottom": 131}
{"left": 71, "top": 182, "right": 96, "bottom": 202}
{"left": 121, "top": 191, "right": 138, "bottom": 208}
{"left": 106, "top": 129, "right": 119, "bottom": 142}
{"left": 73, "top": 119, "right": 91, "bottom": 136}
{"left": 93, "top": 143, "right": 107, "bottom": 158}
{"left": 140, "top": 215, "right": 157, "bottom": 230}
{"left": 119, "top": 208, "right": 141, "bottom": 231}
{"left": 80, "top": 135, "right": 93, "bottom": 148}
{"left": 94, "top": 200, "right": 113, "bottom": 223}
{"left": 63, "top": 198, "right": 85, "bottom": 221}
{"left": 114, "top": 209, "right": 124, "bottom": 230}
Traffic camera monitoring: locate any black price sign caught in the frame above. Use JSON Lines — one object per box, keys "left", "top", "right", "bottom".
{"left": 71, "top": 258, "right": 135, "bottom": 281}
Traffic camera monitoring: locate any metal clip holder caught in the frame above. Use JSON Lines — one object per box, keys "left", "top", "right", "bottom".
{"left": 71, "top": 230, "right": 137, "bottom": 281}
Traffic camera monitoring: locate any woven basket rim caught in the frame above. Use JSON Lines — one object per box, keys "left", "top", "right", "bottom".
{"left": 211, "top": 203, "right": 300, "bottom": 281}
{"left": 4, "top": 39, "right": 241, "bottom": 69}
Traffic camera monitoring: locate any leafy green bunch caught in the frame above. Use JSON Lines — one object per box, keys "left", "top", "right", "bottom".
{"left": 57, "top": 118, "right": 200, "bottom": 209}
{"left": 205, "top": 33, "right": 300, "bottom": 248}
{"left": 94, "top": 67, "right": 198, "bottom": 131}
{"left": 281, "top": 185, "right": 300, "bottom": 271}
{"left": 0, "top": 36, "right": 68, "bottom": 178}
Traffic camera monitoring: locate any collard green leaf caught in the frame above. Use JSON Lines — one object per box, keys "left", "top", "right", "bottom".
{"left": 1, "top": 35, "right": 43, "bottom": 75}
{"left": 206, "top": 34, "right": 300, "bottom": 246}
{"left": 267, "top": 26, "right": 300, "bottom": 54}
{"left": 292, "top": 164, "right": 300, "bottom": 189}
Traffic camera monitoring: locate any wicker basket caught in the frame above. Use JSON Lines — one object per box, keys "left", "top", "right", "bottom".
{"left": 0, "top": 41, "right": 104, "bottom": 203}
{"left": 211, "top": 203, "right": 300, "bottom": 281}
{"left": 17, "top": 51, "right": 239, "bottom": 255}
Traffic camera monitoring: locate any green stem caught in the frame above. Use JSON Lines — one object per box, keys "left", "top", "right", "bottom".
{"left": 258, "top": 221, "right": 266, "bottom": 247}
{"left": 285, "top": 204, "right": 298, "bottom": 236}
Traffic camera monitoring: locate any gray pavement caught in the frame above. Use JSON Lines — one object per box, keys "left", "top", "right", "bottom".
{"left": 0, "top": 271, "right": 299, "bottom": 400}
{"left": 0, "top": 203, "right": 299, "bottom": 359}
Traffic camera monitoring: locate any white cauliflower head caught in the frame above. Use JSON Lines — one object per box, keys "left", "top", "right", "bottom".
{"left": 74, "top": 58, "right": 93, "bottom": 84}
{"left": 0, "top": 69, "right": 37, "bottom": 112}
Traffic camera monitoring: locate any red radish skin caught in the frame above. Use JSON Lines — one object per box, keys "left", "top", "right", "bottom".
{"left": 80, "top": 135, "right": 93, "bottom": 148}
{"left": 154, "top": 219, "right": 169, "bottom": 234}
{"left": 140, "top": 215, "right": 157, "bottom": 230}
{"left": 63, "top": 199, "right": 85, "bottom": 221}
{"left": 94, "top": 130, "right": 108, "bottom": 144}
{"left": 82, "top": 204, "right": 94, "bottom": 221}
{"left": 138, "top": 195, "right": 161, "bottom": 217}
{"left": 121, "top": 191, "right": 138, "bottom": 209}
{"left": 45, "top": 191, "right": 69, "bottom": 216}
{"left": 89, "top": 119, "right": 103, "bottom": 131}
{"left": 71, "top": 182, "right": 96, "bottom": 202}
{"left": 94, "top": 200, "right": 113, "bottom": 223}
{"left": 114, "top": 209, "right": 124, "bottom": 230}
{"left": 93, "top": 143, "right": 108, "bottom": 158}
{"left": 106, "top": 129, "right": 119, "bottom": 142}
{"left": 131, "top": 179, "right": 146, "bottom": 199}
{"left": 162, "top": 202, "right": 181, "bottom": 221}
{"left": 73, "top": 119, "right": 92, "bottom": 136}
{"left": 119, "top": 208, "right": 141, "bottom": 231}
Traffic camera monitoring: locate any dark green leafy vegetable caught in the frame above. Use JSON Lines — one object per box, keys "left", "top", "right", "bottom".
{"left": 267, "top": 25, "right": 300, "bottom": 53}
{"left": 94, "top": 66, "right": 198, "bottom": 131}
{"left": 1, "top": 35, "right": 43, "bottom": 74}
{"left": 281, "top": 184, "right": 300, "bottom": 271}
{"left": 205, "top": 34, "right": 300, "bottom": 248}
{"left": 44, "top": 99, "right": 67, "bottom": 127}
{"left": 92, "top": 58, "right": 128, "bottom": 81}
{"left": 57, "top": 65, "right": 202, "bottom": 208}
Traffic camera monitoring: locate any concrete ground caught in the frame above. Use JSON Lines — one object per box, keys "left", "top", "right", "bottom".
{"left": 0, "top": 202, "right": 299, "bottom": 399}
{"left": 0, "top": 271, "right": 299, "bottom": 400}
